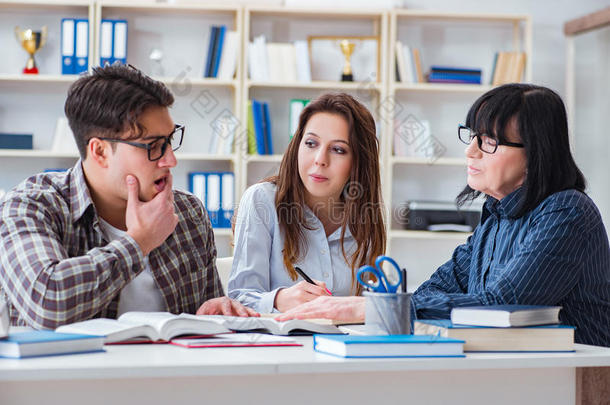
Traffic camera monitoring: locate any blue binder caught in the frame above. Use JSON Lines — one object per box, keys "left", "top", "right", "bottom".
{"left": 220, "top": 172, "right": 234, "bottom": 228}
{"left": 204, "top": 26, "right": 218, "bottom": 77}
{"left": 61, "top": 18, "right": 75, "bottom": 75}
{"left": 206, "top": 172, "right": 221, "bottom": 228}
{"left": 111, "top": 20, "right": 128, "bottom": 65}
{"left": 251, "top": 99, "right": 266, "bottom": 155}
{"left": 74, "top": 19, "right": 89, "bottom": 74}
{"left": 99, "top": 19, "right": 114, "bottom": 67}
{"left": 262, "top": 102, "right": 273, "bottom": 155}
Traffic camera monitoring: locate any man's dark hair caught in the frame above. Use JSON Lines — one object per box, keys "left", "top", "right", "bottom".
{"left": 457, "top": 83, "right": 586, "bottom": 217}
{"left": 64, "top": 64, "right": 174, "bottom": 158}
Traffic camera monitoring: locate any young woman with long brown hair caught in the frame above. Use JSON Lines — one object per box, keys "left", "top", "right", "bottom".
{"left": 227, "top": 92, "right": 386, "bottom": 313}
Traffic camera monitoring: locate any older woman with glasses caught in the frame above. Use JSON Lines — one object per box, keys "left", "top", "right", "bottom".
{"left": 276, "top": 83, "right": 610, "bottom": 347}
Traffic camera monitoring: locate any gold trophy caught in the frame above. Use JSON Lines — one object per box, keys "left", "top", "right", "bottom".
{"left": 15, "top": 26, "right": 48, "bottom": 74}
{"left": 339, "top": 39, "right": 355, "bottom": 81}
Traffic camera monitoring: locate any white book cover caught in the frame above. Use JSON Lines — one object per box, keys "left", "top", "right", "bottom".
{"left": 253, "top": 35, "right": 269, "bottom": 81}
{"left": 217, "top": 31, "right": 239, "bottom": 81}
{"left": 395, "top": 41, "right": 407, "bottom": 83}
{"left": 294, "top": 40, "right": 311, "bottom": 83}
{"left": 403, "top": 44, "right": 414, "bottom": 84}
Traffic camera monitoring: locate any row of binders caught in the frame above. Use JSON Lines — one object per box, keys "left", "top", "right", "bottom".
{"left": 189, "top": 172, "right": 234, "bottom": 229}
{"left": 247, "top": 99, "right": 273, "bottom": 155}
{"left": 60, "top": 18, "right": 127, "bottom": 74}
{"left": 248, "top": 35, "right": 311, "bottom": 83}
{"left": 204, "top": 25, "right": 239, "bottom": 80}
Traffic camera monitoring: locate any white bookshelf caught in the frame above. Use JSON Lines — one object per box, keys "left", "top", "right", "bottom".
{"left": 1, "top": 4, "right": 532, "bottom": 279}
{"left": 384, "top": 10, "right": 532, "bottom": 284}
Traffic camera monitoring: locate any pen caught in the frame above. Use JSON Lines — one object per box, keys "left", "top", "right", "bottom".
{"left": 401, "top": 268, "right": 407, "bottom": 293}
{"left": 294, "top": 266, "right": 333, "bottom": 296}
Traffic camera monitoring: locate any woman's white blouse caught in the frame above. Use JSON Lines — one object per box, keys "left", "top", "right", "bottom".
{"left": 227, "top": 182, "right": 357, "bottom": 313}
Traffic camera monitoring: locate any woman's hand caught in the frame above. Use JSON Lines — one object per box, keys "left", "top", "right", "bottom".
{"left": 274, "top": 280, "right": 331, "bottom": 313}
{"left": 274, "top": 296, "right": 365, "bottom": 323}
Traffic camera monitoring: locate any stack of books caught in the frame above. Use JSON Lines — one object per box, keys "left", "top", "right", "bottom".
{"left": 414, "top": 305, "right": 574, "bottom": 352}
{"left": 248, "top": 35, "right": 311, "bottom": 83}
{"left": 427, "top": 66, "right": 482, "bottom": 84}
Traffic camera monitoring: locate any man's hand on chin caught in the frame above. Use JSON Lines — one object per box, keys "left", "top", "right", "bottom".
{"left": 273, "top": 296, "right": 365, "bottom": 323}
{"left": 196, "top": 297, "right": 259, "bottom": 317}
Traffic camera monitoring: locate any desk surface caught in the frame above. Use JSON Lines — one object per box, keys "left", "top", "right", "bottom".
{"left": 1, "top": 337, "right": 609, "bottom": 381}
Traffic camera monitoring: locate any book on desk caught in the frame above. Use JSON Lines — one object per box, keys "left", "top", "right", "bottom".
{"left": 414, "top": 319, "right": 575, "bottom": 352}
{"left": 450, "top": 305, "right": 561, "bottom": 327}
{"left": 313, "top": 334, "right": 465, "bottom": 358}
{"left": 0, "top": 331, "right": 105, "bottom": 359}
{"left": 56, "top": 311, "right": 343, "bottom": 344}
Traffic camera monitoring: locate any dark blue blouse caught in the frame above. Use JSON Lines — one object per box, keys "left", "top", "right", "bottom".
{"left": 412, "top": 188, "right": 610, "bottom": 346}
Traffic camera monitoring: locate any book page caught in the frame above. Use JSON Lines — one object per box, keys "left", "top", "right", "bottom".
{"left": 56, "top": 318, "right": 158, "bottom": 343}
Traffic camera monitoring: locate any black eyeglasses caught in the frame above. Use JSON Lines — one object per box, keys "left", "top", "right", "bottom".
{"left": 458, "top": 124, "right": 524, "bottom": 154}
{"left": 98, "top": 124, "right": 184, "bottom": 161}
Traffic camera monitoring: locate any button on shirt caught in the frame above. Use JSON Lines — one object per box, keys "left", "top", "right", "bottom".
{"left": 412, "top": 188, "right": 610, "bottom": 347}
{"left": 228, "top": 182, "right": 357, "bottom": 313}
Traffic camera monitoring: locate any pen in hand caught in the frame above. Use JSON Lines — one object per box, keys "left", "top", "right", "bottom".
{"left": 294, "top": 266, "right": 333, "bottom": 296}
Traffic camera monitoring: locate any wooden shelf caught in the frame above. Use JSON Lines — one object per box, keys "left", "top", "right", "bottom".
{"left": 0, "top": 74, "right": 78, "bottom": 84}
{"left": 391, "top": 156, "right": 467, "bottom": 166}
{"left": 0, "top": 0, "right": 90, "bottom": 9}
{"left": 0, "top": 150, "right": 79, "bottom": 158}
{"left": 98, "top": 2, "right": 239, "bottom": 13}
{"left": 247, "top": 6, "right": 384, "bottom": 19}
{"left": 390, "top": 230, "right": 472, "bottom": 241}
{"left": 247, "top": 80, "right": 382, "bottom": 91}
{"left": 394, "top": 9, "right": 530, "bottom": 23}
{"left": 392, "top": 83, "right": 493, "bottom": 93}
{"left": 156, "top": 77, "right": 237, "bottom": 88}
{"left": 244, "top": 155, "right": 283, "bottom": 163}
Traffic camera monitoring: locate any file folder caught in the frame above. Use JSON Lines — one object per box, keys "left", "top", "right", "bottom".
{"left": 74, "top": 19, "right": 89, "bottom": 74}
{"left": 61, "top": 18, "right": 75, "bottom": 75}
{"left": 206, "top": 173, "right": 221, "bottom": 228}
{"left": 112, "top": 20, "right": 128, "bottom": 65}
{"left": 99, "top": 20, "right": 114, "bottom": 67}
{"left": 221, "top": 172, "right": 234, "bottom": 228}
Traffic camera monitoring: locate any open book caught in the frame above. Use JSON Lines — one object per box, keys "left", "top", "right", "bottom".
{"left": 56, "top": 312, "right": 343, "bottom": 343}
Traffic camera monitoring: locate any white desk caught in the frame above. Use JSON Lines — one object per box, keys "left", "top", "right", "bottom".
{"left": 0, "top": 337, "right": 609, "bottom": 405}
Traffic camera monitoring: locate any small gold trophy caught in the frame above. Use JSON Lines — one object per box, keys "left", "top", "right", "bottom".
{"left": 339, "top": 39, "right": 355, "bottom": 82}
{"left": 15, "top": 26, "right": 48, "bottom": 74}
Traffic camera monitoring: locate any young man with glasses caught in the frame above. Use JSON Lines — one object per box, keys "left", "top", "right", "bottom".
{"left": 0, "top": 64, "right": 257, "bottom": 329}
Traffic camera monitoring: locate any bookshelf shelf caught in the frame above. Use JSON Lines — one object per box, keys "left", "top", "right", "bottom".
{"left": 0, "top": 74, "right": 79, "bottom": 84}
{"left": 156, "top": 78, "right": 238, "bottom": 88}
{"left": 394, "top": 9, "right": 529, "bottom": 23}
{"left": 0, "top": 150, "right": 79, "bottom": 158}
{"left": 0, "top": 0, "right": 91, "bottom": 9}
{"left": 98, "top": 2, "right": 240, "bottom": 13}
{"left": 248, "top": 80, "right": 382, "bottom": 91}
{"left": 390, "top": 156, "right": 467, "bottom": 166}
{"left": 246, "top": 6, "right": 384, "bottom": 19}
{"left": 244, "top": 154, "right": 283, "bottom": 164}
{"left": 392, "top": 83, "right": 493, "bottom": 93}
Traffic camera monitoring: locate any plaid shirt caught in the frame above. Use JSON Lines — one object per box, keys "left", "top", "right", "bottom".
{"left": 0, "top": 161, "right": 223, "bottom": 329}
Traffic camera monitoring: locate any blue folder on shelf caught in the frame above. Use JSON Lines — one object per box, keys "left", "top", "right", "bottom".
{"left": 61, "top": 18, "right": 75, "bottom": 74}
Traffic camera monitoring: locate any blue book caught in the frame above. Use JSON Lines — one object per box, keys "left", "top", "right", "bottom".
{"left": 262, "top": 102, "right": 273, "bottom": 155}
{"left": 430, "top": 65, "right": 482, "bottom": 74}
{"left": 313, "top": 334, "right": 464, "bottom": 358}
{"left": 61, "top": 18, "right": 75, "bottom": 74}
{"left": 204, "top": 26, "right": 218, "bottom": 77}
{"left": 428, "top": 72, "right": 481, "bottom": 84}
{"left": 414, "top": 319, "right": 575, "bottom": 352}
{"left": 74, "top": 19, "right": 89, "bottom": 74}
{"left": 251, "top": 99, "right": 266, "bottom": 155}
{"left": 212, "top": 25, "right": 226, "bottom": 78}
{"left": 0, "top": 331, "right": 105, "bottom": 358}
{"left": 0, "top": 133, "right": 32, "bottom": 149}
{"left": 450, "top": 305, "right": 561, "bottom": 327}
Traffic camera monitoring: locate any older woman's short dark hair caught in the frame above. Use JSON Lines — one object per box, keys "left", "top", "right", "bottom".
{"left": 457, "top": 83, "right": 586, "bottom": 216}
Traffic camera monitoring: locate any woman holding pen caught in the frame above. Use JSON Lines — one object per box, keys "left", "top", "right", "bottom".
{"left": 274, "top": 84, "right": 609, "bottom": 347}
{"left": 227, "top": 93, "right": 386, "bottom": 313}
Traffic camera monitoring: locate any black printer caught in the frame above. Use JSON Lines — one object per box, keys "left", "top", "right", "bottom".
{"left": 401, "top": 201, "right": 482, "bottom": 232}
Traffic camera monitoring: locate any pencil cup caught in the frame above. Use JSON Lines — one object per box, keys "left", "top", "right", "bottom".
{"left": 363, "top": 291, "right": 412, "bottom": 335}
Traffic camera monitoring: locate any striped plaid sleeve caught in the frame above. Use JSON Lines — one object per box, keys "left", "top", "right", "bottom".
{"left": 0, "top": 193, "right": 145, "bottom": 329}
